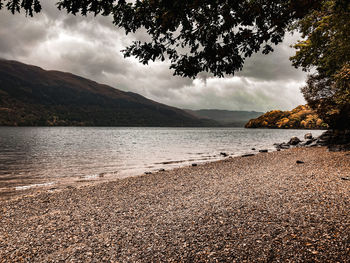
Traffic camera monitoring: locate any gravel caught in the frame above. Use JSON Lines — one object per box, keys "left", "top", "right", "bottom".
{"left": 0, "top": 147, "right": 349, "bottom": 262}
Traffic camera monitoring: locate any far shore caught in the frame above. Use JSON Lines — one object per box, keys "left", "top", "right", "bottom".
{"left": 1, "top": 147, "right": 349, "bottom": 262}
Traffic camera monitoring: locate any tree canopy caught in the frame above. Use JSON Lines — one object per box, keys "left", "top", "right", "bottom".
{"left": 1, "top": 0, "right": 321, "bottom": 78}
{"left": 1, "top": 0, "right": 349, "bottom": 129}
{"left": 290, "top": 0, "right": 350, "bottom": 129}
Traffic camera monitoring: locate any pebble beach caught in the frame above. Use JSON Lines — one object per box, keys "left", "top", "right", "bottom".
{"left": 0, "top": 147, "right": 349, "bottom": 262}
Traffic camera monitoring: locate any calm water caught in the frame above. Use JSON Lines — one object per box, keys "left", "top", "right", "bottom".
{"left": 0, "top": 127, "right": 323, "bottom": 193}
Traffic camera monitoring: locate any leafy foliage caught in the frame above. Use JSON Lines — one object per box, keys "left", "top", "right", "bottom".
{"left": 245, "top": 105, "right": 328, "bottom": 129}
{"left": 0, "top": 0, "right": 321, "bottom": 78}
{"left": 1, "top": 0, "right": 41, "bottom": 16}
{"left": 291, "top": 0, "right": 350, "bottom": 129}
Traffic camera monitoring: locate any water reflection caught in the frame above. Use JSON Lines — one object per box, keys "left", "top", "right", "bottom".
{"left": 0, "top": 127, "right": 324, "bottom": 191}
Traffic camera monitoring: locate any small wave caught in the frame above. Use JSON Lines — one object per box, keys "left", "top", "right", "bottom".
{"left": 82, "top": 173, "right": 106, "bottom": 179}
{"left": 156, "top": 159, "right": 196, "bottom": 165}
{"left": 15, "top": 182, "right": 54, "bottom": 191}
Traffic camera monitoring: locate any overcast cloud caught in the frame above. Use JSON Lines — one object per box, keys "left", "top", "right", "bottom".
{"left": 0, "top": 3, "right": 307, "bottom": 112}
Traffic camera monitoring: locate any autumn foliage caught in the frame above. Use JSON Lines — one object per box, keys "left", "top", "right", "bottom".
{"left": 245, "top": 105, "right": 328, "bottom": 129}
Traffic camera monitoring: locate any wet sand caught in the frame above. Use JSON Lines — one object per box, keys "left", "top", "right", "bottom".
{"left": 0, "top": 147, "right": 349, "bottom": 262}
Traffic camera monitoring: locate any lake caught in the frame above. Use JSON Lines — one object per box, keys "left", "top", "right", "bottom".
{"left": 0, "top": 127, "right": 323, "bottom": 195}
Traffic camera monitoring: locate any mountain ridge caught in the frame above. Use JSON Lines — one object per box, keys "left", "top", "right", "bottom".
{"left": 185, "top": 109, "right": 264, "bottom": 127}
{"left": 0, "top": 59, "right": 218, "bottom": 127}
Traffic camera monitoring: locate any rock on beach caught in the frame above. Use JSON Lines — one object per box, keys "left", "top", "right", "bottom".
{"left": 259, "top": 149, "right": 268, "bottom": 153}
{"left": 288, "top": 136, "right": 301, "bottom": 145}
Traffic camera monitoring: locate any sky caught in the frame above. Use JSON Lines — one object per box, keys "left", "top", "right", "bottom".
{"left": 0, "top": 2, "right": 308, "bottom": 112}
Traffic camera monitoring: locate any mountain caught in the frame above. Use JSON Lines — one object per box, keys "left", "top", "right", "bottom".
{"left": 0, "top": 59, "right": 218, "bottom": 127}
{"left": 185, "top": 109, "right": 264, "bottom": 127}
{"left": 245, "top": 105, "right": 328, "bottom": 129}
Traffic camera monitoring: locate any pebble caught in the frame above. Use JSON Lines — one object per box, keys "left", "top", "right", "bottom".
{"left": 0, "top": 147, "right": 349, "bottom": 262}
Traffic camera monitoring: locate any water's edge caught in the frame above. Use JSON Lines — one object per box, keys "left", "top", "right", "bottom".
{"left": 0, "top": 127, "right": 323, "bottom": 198}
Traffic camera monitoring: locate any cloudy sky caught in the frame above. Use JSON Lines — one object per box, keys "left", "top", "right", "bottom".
{"left": 0, "top": 2, "right": 308, "bottom": 112}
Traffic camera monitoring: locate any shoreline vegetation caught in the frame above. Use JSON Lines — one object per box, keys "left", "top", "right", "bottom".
{"left": 245, "top": 105, "right": 328, "bottom": 130}
{"left": 1, "top": 147, "right": 349, "bottom": 261}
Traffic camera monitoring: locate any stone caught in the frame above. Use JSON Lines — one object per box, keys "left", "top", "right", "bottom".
{"left": 341, "top": 177, "right": 350, "bottom": 180}
{"left": 288, "top": 137, "right": 301, "bottom": 146}
{"left": 304, "top": 133, "right": 313, "bottom": 140}
{"left": 315, "top": 130, "right": 350, "bottom": 151}
{"left": 159, "top": 169, "right": 165, "bottom": 172}
{"left": 328, "top": 145, "right": 342, "bottom": 152}
{"left": 299, "top": 139, "right": 313, "bottom": 147}
{"left": 317, "top": 130, "right": 333, "bottom": 145}
{"left": 298, "top": 141, "right": 306, "bottom": 147}
{"left": 275, "top": 143, "right": 290, "bottom": 149}
{"left": 259, "top": 149, "right": 268, "bottom": 153}
{"left": 144, "top": 172, "right": 152, "bottom": 175}
{"left": 220, "top": 152, "right": 228, "bottom": 157}
{"left": 192, "top": 163, "right": 197, "bottom": 167}
{"left": 241, "top": 154, "right": 254, "bottom": 157}
{"left": 296, "top": 160, "right": 304, "bottom": 164}
{"left": 251, "top": 148, "right": 256, "bottom": 150}
{"left": 305, "top": 139, "right": 313, "bottom": 145}
{"left": 328, "top": 144, "right": 350, "bottom": 152}
{"left": 306, "top": 140, "right": 320, "bottom": 148}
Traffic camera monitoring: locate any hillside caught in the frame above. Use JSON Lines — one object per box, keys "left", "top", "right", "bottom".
{"left": 0, "top": 59, "right": 218, "bottom": 127}
{"left": 185, "top": 109, "right": 263, "bottom": 127}
{"left": 245, "top": 105, "right": 328, "bottom": 129}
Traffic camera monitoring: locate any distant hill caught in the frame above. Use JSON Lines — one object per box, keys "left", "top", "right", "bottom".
{"left": 185, "top": 109, "right": 264, "bottom": 127}
{"left": 245, "top": 105, "right": 328, "bottom": 129}
{"left": 0, "top": 59, "right": 218, "bottom": 127}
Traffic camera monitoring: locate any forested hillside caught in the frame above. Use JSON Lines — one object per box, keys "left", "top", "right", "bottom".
{"left": 245, "top": 105, "right": 328, "bottom": 129}
{"left": 0, "top": 60, "right": 217, "bottom": 127}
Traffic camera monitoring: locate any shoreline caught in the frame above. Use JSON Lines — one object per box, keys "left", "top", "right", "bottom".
{"left": 0, "top": 147, "right": 278, "bottom": 201}
{"left": 0, "top": 127, "right": 325, "bottom": 199}
{"left": 0, "top": 154, "right": 229, "bottom": 201}
{"left": 0, "top": 140, "right": 292, "bottom": 202}
{"left": 1, "top": 147, "right": 349, "bottom": 261}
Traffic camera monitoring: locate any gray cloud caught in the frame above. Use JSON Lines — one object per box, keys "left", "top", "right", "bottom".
{"left": 0, "top": 4, "right": 307, "bottom": 112}
{"left": 237, "top": 33, "right": 306, "bottom": 82}
{"left": 0, "top": 12, "right": 51, "bottom": 56}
